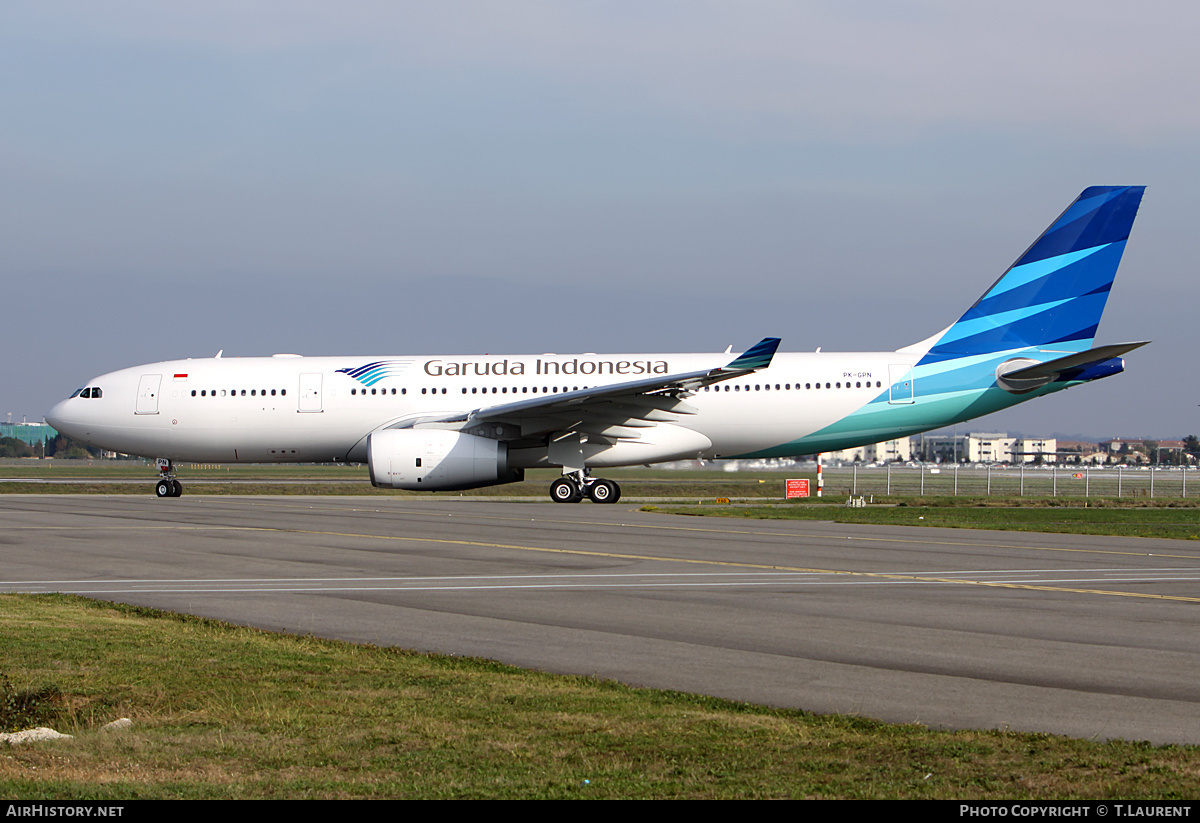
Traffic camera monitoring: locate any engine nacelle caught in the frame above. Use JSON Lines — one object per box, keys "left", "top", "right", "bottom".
{"left": 368, "top": 429, "right": 523, "bottom": 491}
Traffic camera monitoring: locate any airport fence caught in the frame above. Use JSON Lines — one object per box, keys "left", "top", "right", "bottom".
{"left": 817, "top": 464, "right": 1198, "bottom": 499}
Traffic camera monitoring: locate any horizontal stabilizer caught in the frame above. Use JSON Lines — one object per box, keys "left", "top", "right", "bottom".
{"left": 1003, "top": 341, "right": 1150, "bottom": 380}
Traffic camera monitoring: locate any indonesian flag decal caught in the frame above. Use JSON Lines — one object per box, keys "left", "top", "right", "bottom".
{"left": 173, "top": 373, "right": 188, "bottom": 381}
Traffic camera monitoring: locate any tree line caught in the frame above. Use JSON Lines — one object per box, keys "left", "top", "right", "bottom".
{"left": 0, "top": 434, "right": 104, "bottom": 459}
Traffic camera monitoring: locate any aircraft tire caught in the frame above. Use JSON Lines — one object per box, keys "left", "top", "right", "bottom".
{"left": 550, "top": 478, "right": 582, "bottom": 503}
{"left": 171, "top": 480, "right": 183, "bottom": 497}
{"left": 587, "top": 479, "right": 620, "bottom": 504}
{"left": 155, "top": 480, "right": 173, "bottom": 498}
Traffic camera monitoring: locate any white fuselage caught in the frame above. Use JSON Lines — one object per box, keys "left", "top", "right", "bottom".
{"left": 48, "top": 350, "right": 916, "bottom": 465}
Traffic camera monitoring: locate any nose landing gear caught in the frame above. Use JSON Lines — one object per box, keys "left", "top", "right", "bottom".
{"left": 154, "top": 459, "right": 183, "bottom": 498}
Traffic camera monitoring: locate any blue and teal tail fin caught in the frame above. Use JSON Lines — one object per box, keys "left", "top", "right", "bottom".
{"left": 919, "top": 186, "right": 1145, "bottom": 365}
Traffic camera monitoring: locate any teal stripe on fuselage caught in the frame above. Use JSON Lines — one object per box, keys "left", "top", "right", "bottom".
{"left": 729, "top": 379, "right": 1076, "bottom": 459}
{"left": 729, "top": 344, "right": 1089, "bottom": 459}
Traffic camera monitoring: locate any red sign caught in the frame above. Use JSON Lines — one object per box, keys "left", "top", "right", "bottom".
{"left": 786, "top": 479, "right": 810, "bottom": 499}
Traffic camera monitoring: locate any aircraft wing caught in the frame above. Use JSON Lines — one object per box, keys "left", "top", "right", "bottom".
{"left": 400, "top": 337, "right": 780, "bottom": 442}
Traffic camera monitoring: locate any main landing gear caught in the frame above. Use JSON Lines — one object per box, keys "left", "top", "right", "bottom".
{"left": 549, "top": 472, "right": 621, "bottom": 504}
{"left": 154, "top": 458, "right": 183, "bottom": 498}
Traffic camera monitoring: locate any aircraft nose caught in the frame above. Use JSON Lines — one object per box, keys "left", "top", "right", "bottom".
{"left": 45, "top": 399, "right": 76, "bottom": 437}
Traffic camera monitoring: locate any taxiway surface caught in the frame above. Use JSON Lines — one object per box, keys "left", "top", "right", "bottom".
{"left": 3, "top": 494, "right": 1199, "bottom": 743}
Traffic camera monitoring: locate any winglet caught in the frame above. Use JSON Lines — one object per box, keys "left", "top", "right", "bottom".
{"left": 722, "top": 337, "right": 780, "bottom": 372}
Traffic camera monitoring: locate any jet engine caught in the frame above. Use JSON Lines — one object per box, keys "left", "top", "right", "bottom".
{"left": 367, "top": 429, "right": 523, "bottom": 491}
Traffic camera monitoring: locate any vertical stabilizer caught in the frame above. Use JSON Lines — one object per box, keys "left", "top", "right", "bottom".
{"left": 919, "top": 186, "right": 1145, "bottom": 365}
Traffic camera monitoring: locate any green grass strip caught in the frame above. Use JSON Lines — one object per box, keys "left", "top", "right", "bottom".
{"left": 647, "top": 498, "right": 1200, "bottom": 541}
{"left": 2, "top": 594, "right": 1199, "bottom": 799}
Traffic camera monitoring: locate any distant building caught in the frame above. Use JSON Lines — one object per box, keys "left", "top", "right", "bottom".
{"left": 1012, "top": 438, "right": 1057, "bottom": 464}
{"left": 1152, "top": 440, "right": 1187, "bottom": 457}
{"left": 0, "top": 422, "right": 57, "bottom": 448}
{"left": 1100, "top": 438, "right": 1189, "bottom": 464}
{"left": 964, "top": 433, "right": 1016, "bottom": 463}
{"left": 1057, "top": 441, "right": 1106, "bottom": 464}
{"left": 824, "top": 437, "right": 913, "bottom": 463}
{"left": 869, "top": 437, "right": 913, "bottom": 463}
{"left": 921, "top": 432, "right": 1015, "bottom": 463}
{"left": 920, "top": 434, "right": 969, "bottom": 463}
{"left": 1101, "top": 438, "right": 1138, "bottom": 455}
{"left": 919, "top": 432, "right": 1057, "bottom": 463}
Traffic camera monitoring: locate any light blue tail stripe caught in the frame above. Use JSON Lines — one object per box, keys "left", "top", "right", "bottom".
{"left": 935, "top": 298, "right": 1074, "bottom": 346}
{"left": 984, "top": 244, "right": 1108, "bottom": 299}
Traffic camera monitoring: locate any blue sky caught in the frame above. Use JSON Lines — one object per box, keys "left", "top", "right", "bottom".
{"left": 3, "top": 2, "right": 1195, "bottom": 439}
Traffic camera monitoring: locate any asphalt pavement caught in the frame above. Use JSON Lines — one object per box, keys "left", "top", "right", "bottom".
{"left": 4, "top": 494, "right": 1200, "bottom": 743}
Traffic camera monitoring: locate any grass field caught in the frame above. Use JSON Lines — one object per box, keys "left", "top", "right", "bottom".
{"left": 650, "top": 498, "right": 1200, "bottom": 540}
{"left": 2, "top": 595, "right": 1199, "bottom": 800}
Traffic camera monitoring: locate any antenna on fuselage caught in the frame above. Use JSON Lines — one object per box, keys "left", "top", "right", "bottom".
{"left": 215, "top": 350, "right": 223, "bottom": 359}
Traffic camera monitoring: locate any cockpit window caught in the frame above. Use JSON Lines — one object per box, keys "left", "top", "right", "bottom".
{"left": 91, "top": 387, "right": 102, "bottom": 398}
{"left": 70, "top": 388, "right": 83, "bottom": 398}
{"left": 79, "top": 388, "right": 92, "bottom": 398}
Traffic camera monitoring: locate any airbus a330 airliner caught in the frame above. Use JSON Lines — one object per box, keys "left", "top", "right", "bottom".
{"left": 47, "top": 186, "right": 1148, "bottom": 502}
